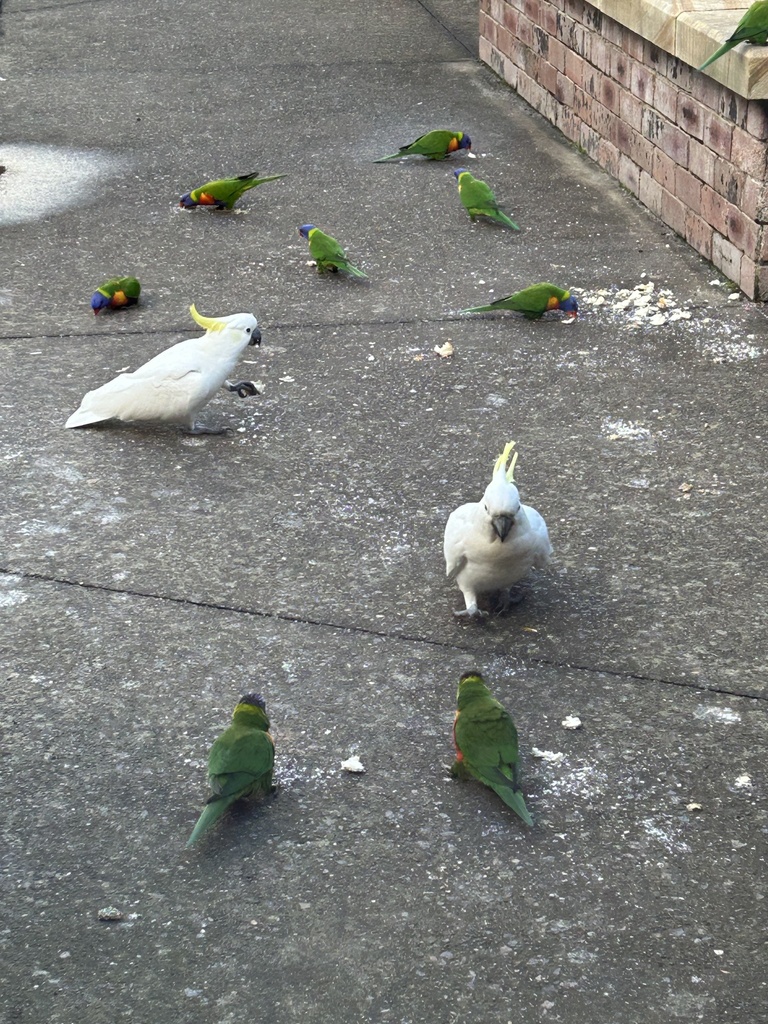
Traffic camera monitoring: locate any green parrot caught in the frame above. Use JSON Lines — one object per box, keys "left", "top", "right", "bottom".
{"left": 374, "top": 130, "right": 472, "bottom": 162}
{"left": 179, "top": 171, "right": 286, "bottom": 209}
{"left": 451, "top": 671, "right": 533, "bottom": 826}
{"left": 453, "top": 168, "right": 519, "bottom": 229}
{"left": 461, "top": 282, "right": 578, "bottom": 320}
{"left": 698, "top": 1, "right": 768, "bottom": 71}
{"left": 298, "top": 224, "right": 368, "bottom": 279}
{"left": 186, "top": 693, "right": 275, "bottom": 847}
{"left": 90, "top": 276, "right": 141, "bottom": 315}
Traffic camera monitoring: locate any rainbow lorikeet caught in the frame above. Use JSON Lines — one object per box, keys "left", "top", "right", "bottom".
{"left": 299, "top": 224, "right": 368, "bottom": 279}
{"left": 461, "top": 282, "right": 578, "bottom": 320}
{"left": 698, "top": 1, "right": 768, "bottom": 71}
{"left": 179, "top": 171, "right": 286, "bottom": 210}
{"left": 454, "top": 168, "right": 519, "bottom": 229}
{"left": 451, "top": 671, "right": 533, "bottom": 826}
{"left": 187, "top": 693, "right": 275, "bottom": 847}
{"left": 374, "top": 130, "right": 471, "bottom": 162}
{"left": 90, "top": 276, "right": 141, "bottom": 315}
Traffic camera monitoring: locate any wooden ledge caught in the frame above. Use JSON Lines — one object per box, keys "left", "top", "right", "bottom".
{"left": 589, "top": 1, "right": 768, "bottom": 98}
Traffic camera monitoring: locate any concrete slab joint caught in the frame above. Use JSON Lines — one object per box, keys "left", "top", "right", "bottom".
{"left": 479, "top": 0, "right": 768, "bottom": 298}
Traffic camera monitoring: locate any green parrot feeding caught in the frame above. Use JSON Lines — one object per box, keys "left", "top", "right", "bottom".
{"left": 461, "top": 282, "right": 578, "bottom": 320}
{"left": 698, "top": 1, "right": 768, "bottom": 71}
{"left": 299, "top": 224, "right": 368, "bottom": 279}
{"left": 179, "top": 171, "right": 286, "bottom": 210}
{"left": 453, "top": 168, "right": 519, "bottom": 229}
{"left": 186, "top": 693, "right": 275, "bottom": 847}
{"left": 374, "top": 129, "right": 471, "bottom": 162}
{"left": 90, "top": 276, "right": 141, "bottom": 315}
{"left": 451, "top": 671, "right": 533, "bottom": 826}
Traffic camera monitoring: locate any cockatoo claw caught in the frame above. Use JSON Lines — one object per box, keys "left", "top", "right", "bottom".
{"left": 454, "top": 604, "right": 488, "bottom": 619}
{"left": 227, "top": 380, "right": 259, "bottom": 398}
{"left": 185, "top": 423, "right": 232, "bottom": 436}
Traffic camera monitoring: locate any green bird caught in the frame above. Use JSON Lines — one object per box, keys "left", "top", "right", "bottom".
{"left": 451, "top": 671, "right": 533, "bottom": 826}
{"left": 186, "top": 693, "right": 275, "bottom": 847}
{"left": 698, "top": 1, "right": 768, "bottom": 71}
{"left": 453, "top": 168, "right": 519, "bottom": 229}
{"left": 461, "top": 282, "right": 578, "bottom": 320}
{"left": 374, "top": 130, "right": 471, "bottom": 162}
{"left": 299, "top": 224, "right": 368, "bottom": 279}
{"left": 179, "top": 171, "right": 286, "bottom": 210}
{"left": 90, "top": 276, "right": 141, "bottom": 315}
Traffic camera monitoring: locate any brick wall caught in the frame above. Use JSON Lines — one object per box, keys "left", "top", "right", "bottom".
{"left": 479, "top": 0, "right": 768, "bottom": 299}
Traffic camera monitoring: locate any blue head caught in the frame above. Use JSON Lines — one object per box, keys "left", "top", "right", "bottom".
{"left": 240, "top": 693, "right": 266, "bottom": 710}
{"left": 179, "top": 192, "right": 196, "bottom": 208}
{"left": 453, "top": 167, "right": 468, "bottom": 180}
{"left": 299, "top": 224, "right": 315, "bottom": 239}
{"left": 90, "top": 291, "right": 111, "bottom": 315}
{"left": 560, "top": 294, "right": 579, "bottom": 317}
{"left": 458, "top": 133, "right": 472, "bottom": 152}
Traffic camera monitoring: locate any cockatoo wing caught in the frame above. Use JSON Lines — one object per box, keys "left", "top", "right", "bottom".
{"left": 443, "top": 503, "right": 476, "bottom": 577}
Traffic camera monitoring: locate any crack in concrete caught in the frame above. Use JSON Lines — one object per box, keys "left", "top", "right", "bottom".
{"left": 413, "top": 0, "right": 476, "bottom": 57}
{"left": 3, "top": 565, "right": 764, "bottom": 703}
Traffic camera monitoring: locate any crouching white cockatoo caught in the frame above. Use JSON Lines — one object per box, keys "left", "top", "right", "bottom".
{"left": 443, "top": 441, "right": 552, "bottom": 618}
{"left": 65, "top": 304, "right": 262, "bottom": 434}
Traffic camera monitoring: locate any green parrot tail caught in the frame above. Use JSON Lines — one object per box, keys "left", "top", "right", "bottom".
{"left": 493, "top": 210, "right": 520, "bottom": 230}
{"left": 698, "top": 41, "right": 734, "bottom": 70}
{"left": 251, "top": 173, "right": 287, "bottom": 186}
{"left": 460, "top": 303, "right": 498, "bottom": 314}
{"left": 345, "top": 263, "right": 369, "bottom": 280}
{"left": 373, "top": 152, "right": 404, "bottom": 163}
{"left": 186, "top": 793, "right": 238, "bottom": 847}
{"left": 492, "top": 783, "right": 534, "bottom": 826}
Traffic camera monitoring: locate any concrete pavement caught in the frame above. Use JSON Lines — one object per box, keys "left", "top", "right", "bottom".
{"left": 2, "top": 0, "right": 767, "bottom": 1021}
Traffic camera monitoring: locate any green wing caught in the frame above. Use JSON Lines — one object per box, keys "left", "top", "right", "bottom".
{"left": 406, "top": 130, "right": 457, "bottom": 157}
{"left": 699, "top": 1, "right": 768, "bottom": 69}
{"left": 192, "top": 172, "right": 285, "bottom": 208}
{"left": 309, "top": 229, "right": 349, "bottom": 265}
{"left": 208, "top": 724, "right": 274, "bottom": 800}
{"left": 459, "top": 173, "right": 498, "bottom": 211}
{"left": 118, "top": 276, "right": 141, "bottom": 300}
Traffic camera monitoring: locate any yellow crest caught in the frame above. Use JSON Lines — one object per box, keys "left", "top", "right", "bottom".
{"left": 492, "top": 440, "right": 518, "bottom": 482}
{"left": 189, "top": 304, "right": 227, "bottom": 332}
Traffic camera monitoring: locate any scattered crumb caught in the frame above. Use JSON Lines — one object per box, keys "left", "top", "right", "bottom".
{"left": 733, "top": 774, "right": 752, "bottom": 789}
{"left": 561, "top": 716, "right": 582, "bottom": 730}
{"left": 341, "top": 755, "right": 366, "bottom": 773}
{"left": 531, "top": 748, "right": 565, "bottom": 763}
{"left": 434, "top": 341, "right": 454, "bottom": 358}
{"left": 686, "top": 802, "right": 703, "bottom": 812}
{"left": 98, "top": 906, "right": 124, "bottom": 922}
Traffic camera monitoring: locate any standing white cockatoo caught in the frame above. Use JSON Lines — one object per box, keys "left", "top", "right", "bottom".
{"left": 65, "top": 304, "right": 262, "bottom": 434}
{"left": 443, "top": 441, "right": 552, "bottom": 618}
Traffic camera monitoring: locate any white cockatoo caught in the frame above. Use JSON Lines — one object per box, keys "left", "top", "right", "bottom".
{"left": 443, "top": 441, "right": 552, "bottom": 617}
{"left": 65, "top": 304, "right": 262, "bottom": 434}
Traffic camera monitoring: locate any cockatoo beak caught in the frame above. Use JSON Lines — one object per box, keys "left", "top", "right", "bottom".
{"left": 249, "top": 328, "right": 262, "bottom": 346}
{"left": 492, "top": 515, "right": 514, "bottom": 541}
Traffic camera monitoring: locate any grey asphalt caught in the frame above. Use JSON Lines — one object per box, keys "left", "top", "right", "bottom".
{"left": 2, "top": 1, "right": 767, "bottom": 1022}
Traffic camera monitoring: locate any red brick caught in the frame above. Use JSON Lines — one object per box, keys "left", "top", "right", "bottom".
{"left": 685, "top": 211, "right": 713, "bottom": 260}
{"left": 688, "top": 138, "right": 715, "bottom": 186}
{"left": 691, "top": 73, "right": 725, "bottom": 114}
{"left": 726, "top": 207, "right": 759, "bottom": 259}
{"left": 739, "top": 255, "right": 758, "bottom": 300}
{"left": 564, "top": 0, "right": 588, "bottom": 22}
{"left": 517, "top": 12, "right": 534, "bottom": 48}
{"left": 618, "top": 154, "right": 641, "bottom": 196}
{"left": 548, "top": 36, "right": 567, "bottom": 73}
{"left": 755, "top": 264, "right": 768, "bottom": 301}
{"left": 712, "top": 233, "right": 742, "bottom": 282}
{"left": 731, "top": 127, "right": 768, "bottom": 178}
{"left": 532, "top": 23, "right": 551, "bottom": 59}
{"left": 591, "top": 36, "right": 612, "bottom": 75}
{"left": 703, "top": 111, "right": 733, "bottom": 160}
{"left": 479, "top": 11, "right": 496, "bottom": 45}
{"left": 480, "top": 0, "right": 491, "bottom": 12}
{"left": 556, "top": 70, "right": 575, "bottom": 107}
{"left": 760, "top": 227, "right": 768, "bottom": 261}
{"left": 541, "top": 4, "right": 557, "bottom": 36}
{"left": 653, "top": 149, "right": 676, "bottom": 193}
{"left": 639, "top": 170, "right": 663, "bottom": 217}
{"left": 746, "top": 101, "right": 768, "bottom": 141}
{"left": 615, "top": 117, "right": 634, "bottom": 155}
{"left": 556, "top": 106, "right": 582, "bottom": 144}
{"left": 677, "top": 97, "right": 704, "bottom": 141}
{"left": 611, "top": 49, "right": 632, "bottom": 88}
{"left": 630, "top": 62, "right": 654, "bottom": 105}
{"left": 665, "top": 56, "right": 693, "bottom": 94}
{"left": 620, "top": 89, "right": 644, "bottom": 132}
{"left": 524, "top": 0, "right": 541, "bottom": 21}
{"left": 629, "top": 129, "right": 655, "bottom": 173}
{"left": 643, "top": 40, "right": 666, "bottom": 73}
{"left": 662, "top": 189, "right": 687, "bottom": 237}
{"left": 564, "top": 47, "right": 585, "bottom": 89}
{"left": 625, "top": 28, "right": 644, "bottom": 61}
{"left": 490, "top": 0, "right": 505, "bottom": 24}
{"left": 580, "top": 122, "right": 600, "bottom": 160}
{"left": 601, "top": 15, "right": 625, "bottom": 47}
{"left": 742, "top": 177, "right": 768, "bottom": 223}
{"left": 571, "top": 22, "right": 589, "bottom": 58}
{"left": 653, "top": 76, "right": 678, "bottom": 123}
{"left": 555, "top": 10, "right": 576, "bottom": 43}
{"left": 713, "top": 156, "right": 745, "bottom": 206}
{"left": 497, "top": 25, "right": 513, "bottom": 58}
{"left": 675, "top": 167, "right": 703, "bottom": 214}
{"left": 503, "top": 6, "right": 519, "bottom": 33}
{"left": 701, "top": 185, "right": 731, "bottom": 236}
{"left": 572, "top": 85, "right": 590, "bottom": 124}
{"left": 583, "top": 66, "right": 601, "bottom": 99}
{"left": 600, "top": 75, "right": 622, "bottom": 115}
{"left": 657, "top": 119, "right": 689, "bottom": 167}
{"left": 598, "top": 137, "right": 620, "bottom": 177}
{"left": 537, "top": 58, "right": 559, "bottom": 95}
